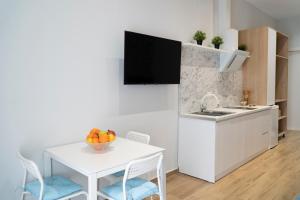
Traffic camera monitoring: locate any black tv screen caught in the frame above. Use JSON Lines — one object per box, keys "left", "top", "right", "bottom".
{"left": 124, "top": 31, "right": 182, "bottom": 84}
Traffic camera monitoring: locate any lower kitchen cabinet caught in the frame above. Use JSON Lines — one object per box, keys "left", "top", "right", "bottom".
{"left": 179, "top": 109, "right": 272, "bottom": 183}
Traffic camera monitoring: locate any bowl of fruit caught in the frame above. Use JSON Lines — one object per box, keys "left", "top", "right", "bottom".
{"left": 86, "top": 128, "right": 116, "bottom": 151}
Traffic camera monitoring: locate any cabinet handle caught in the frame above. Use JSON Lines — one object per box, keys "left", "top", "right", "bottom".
{"left": 261, "top": 131, "right": 268, "bottom": 135}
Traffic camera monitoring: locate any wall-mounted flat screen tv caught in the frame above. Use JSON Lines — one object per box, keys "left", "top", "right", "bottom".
{"left": 124, "top": 31, "right": 182, "bottom": 84}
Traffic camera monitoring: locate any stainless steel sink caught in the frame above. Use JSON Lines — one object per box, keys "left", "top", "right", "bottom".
{"left": 224, "top": 106, "right": 257, "bottom": 110}
{"left": 191, "top": 111, "right": 234, "bottom": 116}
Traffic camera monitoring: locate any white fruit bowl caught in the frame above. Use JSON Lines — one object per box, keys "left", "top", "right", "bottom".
{"left": 87, "top": 141, "right": 113, "bottom": 151}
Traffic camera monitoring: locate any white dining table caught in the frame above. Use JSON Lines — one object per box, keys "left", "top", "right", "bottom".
{"left": 43, "top": 137, "right": 166, "bottom": 200}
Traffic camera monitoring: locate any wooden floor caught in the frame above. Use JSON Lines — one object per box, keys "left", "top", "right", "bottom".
{"left": 160, "top": 131, "right": 300, "bottom": 200}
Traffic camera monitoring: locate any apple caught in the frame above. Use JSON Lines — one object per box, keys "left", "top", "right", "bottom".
{"left": 107, "top": 129, "right": 116, "bottom": 136}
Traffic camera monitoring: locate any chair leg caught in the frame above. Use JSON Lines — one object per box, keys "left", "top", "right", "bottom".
{"left": 20, "top": 192, "right": 25, "bottom": 200}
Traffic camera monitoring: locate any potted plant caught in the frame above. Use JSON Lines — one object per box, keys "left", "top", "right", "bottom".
{"left": 238, "top": 44, "right": 247, "bottom": 51}
{"left": 212, "top": 36, "right": 224, "bottom": 49}
{"left": 193, "top": 31, "right": 206, "bottom": 45}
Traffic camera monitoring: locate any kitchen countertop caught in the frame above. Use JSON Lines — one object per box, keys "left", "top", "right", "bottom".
{"left": 180, "top": 106, "right": 272, "bottom": 122}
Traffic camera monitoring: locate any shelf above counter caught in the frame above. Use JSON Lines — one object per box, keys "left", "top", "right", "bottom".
{"left": 182, "top": 43, "right": 250, "bottom": 72}
{"left": 276, "top": 55, "right": 288, "bottom": 60}
{"left": 275, "top": 99, "right": 288, "bottom": 103}
{"left": 183, "top": 43, "right": 232, "bottom": 54}
{"left": 278, "top": 131, "right": 287, "bottom": 137}
{"left": 278, "top": 116, "right": 287, "bottom": 120}
{"left": 183, "top": 43, "right": 250, "bottom": 56}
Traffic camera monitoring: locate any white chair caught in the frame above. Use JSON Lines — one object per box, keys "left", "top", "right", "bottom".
{"left": 98, "top": 153, "right": 163, "bottom": 200}
{"left": 126, "top": 131, "right": 150, "bottom": 145}
{"left": 18, "top": 152, "right": 87, "bottom": 200}
{"left": 110, "top": 131, "right": 151, "bottom": 178}
{"left": 99, "top": 131, "right": 151, "bottom": 189}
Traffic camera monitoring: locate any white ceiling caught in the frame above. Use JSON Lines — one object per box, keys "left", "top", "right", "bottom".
{"left": 245, "top": 0, "right": 300, "bottom": 20}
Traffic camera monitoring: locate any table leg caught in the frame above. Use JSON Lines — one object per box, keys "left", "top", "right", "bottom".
{"left": 161, "top": 161, "right": 166, "bottom": 200}
{"left": 43, "top": 152, "right": 52, "bottom": 177}
{"left": 88, "top": 174, "right": 98, "bottom": 200}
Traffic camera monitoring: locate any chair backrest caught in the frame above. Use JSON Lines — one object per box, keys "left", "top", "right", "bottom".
{"left": 17, "top": 152, "right": 44, "bottom": 200}
{"left": 126, "top": 131, "right": 150, "bottom": 144}
{"left": 122, "top": 153, "right": 163, "bottom": 200}
{"left": 18, "top": 152, "right": 43, "bottom": 181}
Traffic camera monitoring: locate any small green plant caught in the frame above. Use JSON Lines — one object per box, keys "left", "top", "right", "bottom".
{"left": 238, "top": 44, "right": 247, "bottom": 51}
{"left": 212, "top": 36, "right": 224, "bottom": 49}
{"left": 193, "top": 31, "right": 206, "bottom": 45}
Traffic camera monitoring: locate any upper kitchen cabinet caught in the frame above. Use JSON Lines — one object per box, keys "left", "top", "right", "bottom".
{"left": 239, "top": 27, "right": 289, "bottom": 138}
{"left": 239, "top": 27, "right": 277, "bottom": 106}
{"left": 239, "top": 27, "right": 289, "bottom": 105}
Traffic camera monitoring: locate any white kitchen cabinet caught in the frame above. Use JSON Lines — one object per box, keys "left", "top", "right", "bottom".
{"left": 178, "top": 118, "right": 216, "bottom": 182}
{"left": 179, "top": 109, "right": 272, "bottom": 183}
{"left": 243, "top": 113, "right": 270, "bottom": 159}
{"left": 215, "top": 116, "right": 246, "bottom": 178}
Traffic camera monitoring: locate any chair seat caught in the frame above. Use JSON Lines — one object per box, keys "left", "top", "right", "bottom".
{"left": 100, "top": 177, "right": 159, "bottom": 200}
{"left": 25, "top": 176, "right": 82, "bottom": 200}
{"left": 112, "top": 170, "right": 125, "bottom": 177}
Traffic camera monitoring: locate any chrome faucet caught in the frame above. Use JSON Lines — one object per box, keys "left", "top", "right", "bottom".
{"left": 200, "top": 92, "right": 220, "bottom": 112}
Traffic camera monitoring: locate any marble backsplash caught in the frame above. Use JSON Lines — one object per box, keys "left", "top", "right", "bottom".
{"left": 179, "top": 44, "right": 243, "bottom": 114}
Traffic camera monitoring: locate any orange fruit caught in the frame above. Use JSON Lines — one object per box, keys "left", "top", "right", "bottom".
{"left": 87, "top": 137, "right": 93, "bottom": 143}
{"left": 90, "top": 128, "right": 100, "bottom": 135}
{"left": 99, "top": 134, "right": 109, "bottom": 143}
{"left": 99, "top": 130, "right": 108, "bottom": 135}
{"left": 92, "top": 138, "right": 99, "bottom": 143}
{"left": 108, "top": 134, "right": 115, "bottom": 142}
{"left": 92, "top": 133, "right": 99, "bottom": 138}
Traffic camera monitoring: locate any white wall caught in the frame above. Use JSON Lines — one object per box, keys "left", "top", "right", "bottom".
{"left": 277, "top": 17, "right": 300, "bottom": 130}
{"left": 0, "top": 0, "right": 213, "bottom": 199}
{"left": 231, "top": 0, "right": 277, "bottom": 30}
